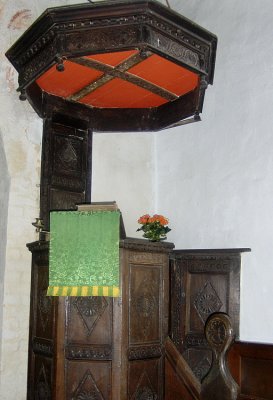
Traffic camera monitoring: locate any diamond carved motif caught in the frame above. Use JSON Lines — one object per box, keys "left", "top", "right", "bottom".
{"left": 54, "top": 135, "right": 82, "bottom": 174}
{"left": 194, "top": 281, "right": 223, "bottom": 323}
{"left": 132, "top": 370, "right": 158, "bottom": 400}
{"left": 192, "top": 356, "right": 212, "bottom": 382}
{"left": 132, "top": 279, "right": 157, "bottom": 340}
{"left": 73, "top": 297, "right": 107, "bottom": 336}
{"left": 73, "top": 370, "right": 104, "bottom": 400}
{"left": 35, "top": 363, "right": 51, "bottom": 400}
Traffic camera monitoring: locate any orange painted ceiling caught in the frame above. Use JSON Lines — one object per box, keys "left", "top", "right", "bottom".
{"left": 36, "top": 50, "right": 199, "bottom": 109}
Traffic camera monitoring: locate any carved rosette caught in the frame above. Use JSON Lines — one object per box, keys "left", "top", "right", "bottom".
{"left": 73, "top": 297, "right": 108, "bottom": 336}
{"left": 194, "top": 281, "right": 223, "bottom": 324}
{"left": 206, "top": 316, "right": 228, "bottom": 348}
{"left": 135, "top": 293, "right": 156, "bottom": 318}
{"left": 132, "top": 280, "right": 157, "bottom": 339}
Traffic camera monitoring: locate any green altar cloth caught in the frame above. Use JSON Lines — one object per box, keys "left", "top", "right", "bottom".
{"left": 47, "top": 210, "right": 120, "bottom": 297}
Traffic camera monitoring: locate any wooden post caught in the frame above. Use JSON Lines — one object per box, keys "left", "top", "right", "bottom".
{"left": 201, "top": 312, "right": 239, "bottom": 400}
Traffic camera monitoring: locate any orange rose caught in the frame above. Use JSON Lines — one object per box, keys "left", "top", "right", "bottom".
{"left": 138, "top": 214, "right": 150, "bottom": 224}
{"left": 152, "top": 214, "right": 169, "bottom": 225}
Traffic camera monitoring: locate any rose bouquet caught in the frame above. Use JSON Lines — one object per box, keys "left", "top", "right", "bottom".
{"left": 137, "top": 214, "right": 171, "bottom": 242}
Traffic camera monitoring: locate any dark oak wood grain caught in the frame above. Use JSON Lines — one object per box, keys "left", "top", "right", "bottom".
{"left": 6, "top": 0, "right": 217, "bottom": 132}
{"left": 170, "top": 248, "right": 250, "bottom": 381}
{"left": 228, "top": 341, "right": 273, "bottom": 400}
{"left": 27, "top": 238, "right": 174, "bottom": 400}
{"left": 201, "top": 313, "right": 239, "bottom": 400}
{"left": 165, "top": 337, "right": 200, "bottom": 400}
{"left": 40, "top": 110, "right": 92, "bottom": 231}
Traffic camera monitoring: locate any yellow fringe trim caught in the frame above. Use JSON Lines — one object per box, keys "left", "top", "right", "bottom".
{"left": 47, "top": 285, "right": 120, "bottom": 297}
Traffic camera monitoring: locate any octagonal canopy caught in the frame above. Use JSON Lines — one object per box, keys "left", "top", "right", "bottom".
{"left": 6, "top": 0, "right": 217, "bottom": 132}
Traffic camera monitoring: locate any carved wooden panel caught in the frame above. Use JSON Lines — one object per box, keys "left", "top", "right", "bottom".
{"left": 170, "top": 249, "right": 249, "bottom": 381}
{"left": 27, "top": 243, "right": 56, "bottom": 400}
{"left": 123, "top": 240, "right": 172, "bottom": 400}
{"left": 67, "top": 296, "right": 112, "bottom": 344}
{"left": 27, "top": 239, "right": 173, "bottom": 399}
{"left": 66, "top": 361, "right": 111, "bottom": 400}
{"left": 49, "top": 189, "right": 84, "bottom": 212}
{"left": 129, "top": 264, "right": 161, "bottom": 345}
{"left": 40, "top": 116, "right": 92, "bottom": 230}
{"left": 128, "top": 359, "right": 162, "bottom": 400}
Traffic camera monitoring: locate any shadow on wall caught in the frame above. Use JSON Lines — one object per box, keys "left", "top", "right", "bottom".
{"left": 0, "top": 131, "right": 10, "bottom": 365}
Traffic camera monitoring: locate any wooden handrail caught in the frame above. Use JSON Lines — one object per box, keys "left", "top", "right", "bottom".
{"left": 165, "top": 336, "right": 201, "bottom": 399}
{"left": 166, "top": 311, "right": 273, "bottom": 399}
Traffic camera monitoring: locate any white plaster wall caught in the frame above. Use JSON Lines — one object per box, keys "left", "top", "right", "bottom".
{"left": 156, "top": 0, "right": 273, "bottom": 343}
{"left": 0, "top": 132, "right": 10, "bottom": 367}
{"left": 92, "top": 133, "right": 155, "bottom": 238}
{"left": 0, "top": 5, "right": 42, "bottom": 393}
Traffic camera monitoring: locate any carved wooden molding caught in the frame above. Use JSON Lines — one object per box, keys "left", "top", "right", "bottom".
{"left": 121, "top": 238, "right": 174, "bottom": 254}
{"left": 128, "top": 345, "right": 162, "bottom": 360}
{"left": 129, "top": 252, "right": 164, "bottom": 265}
{"left": 65, "top": 344, "right": 112, "bottom": 361}
{"left": 12, "top": 5, "right": 214, "bottom": 84}
{"left": 170, "top": 259, "right": 184, "bottom": 351}
{"left": 6, "top": 1, "right": 217, "bottom": 132}
{"left": 27, "top": 241, "right": 49, "bottom": 253}
{"left": 32, "top": 337, "right": 53, "bottom": 357}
